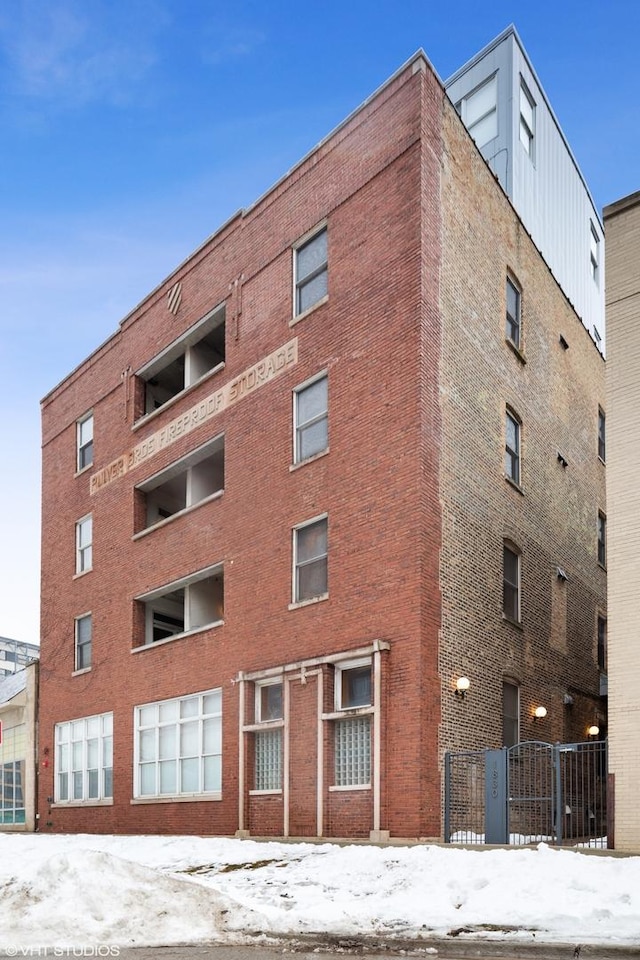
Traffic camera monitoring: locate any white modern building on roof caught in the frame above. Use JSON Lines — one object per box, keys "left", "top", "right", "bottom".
{"left": 445, "top": 25, "right": 605, "bottom": 350}
{"left": 0, "top": 636, "right": 40, "bottom": 679}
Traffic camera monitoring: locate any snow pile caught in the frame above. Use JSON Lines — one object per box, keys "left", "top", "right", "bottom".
{"left": 0, "top": 833, "right": 639, "bottom": 948}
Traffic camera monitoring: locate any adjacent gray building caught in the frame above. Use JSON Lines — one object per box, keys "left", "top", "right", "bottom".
{"left": 446, "top": 25, "right": 605, "bottom": 349}
{"left": 0, "top": 636, "right": 40, "bottom": 679}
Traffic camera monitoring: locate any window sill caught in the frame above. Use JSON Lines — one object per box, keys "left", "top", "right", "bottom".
{"left": 249, "top": 789, "right": 283, "bottom": 796}
{"left": 329, "top": 784, "right": 371, "bottom": 792}
{"left": 598, "top": 456, "right": 606, "bottom": 467}
{"left": 51, "top": 800, "right": 113, "bottom": 808}
{"left": 132, "top": 490, "right": 224, "bottom": 540}
{"left": 502, "top": 614, "right": 524, "bottom": 630}
{"left": 243, "top": 720, "right": 285, "bottom": 733}
{"left": 73, "top": 568, "right": 93, "bottom": 580}
{"left": 132, "top": 362, "right": 225, "bottom": 431}
{"left": 290, "top": 448, "right": 330, "bottom": 472}
{"left": 505, "top": 476, "right": 524, "bottom": 495}
{"left": 289, "top": 294, "right": 328, "bottom": 328}
{"left": 74, "top": 463, "right": 93, "bottom": 478}
{"left": 288, "top": 593, "right": 329, "bottom": 611}
{"left": 131, "top": 620, "right": 223, "bottom": 653}
{"left": 506, "top": 338, "right": 526, "bottom": 364}
{"left": 322, "top": 706, "right": 374, "bottom": 721}
{"left": 130, "top": 793, "right": 221, "bottom": 804}
{"left": 71, "top": 667, "right": 92, "bottom": 677}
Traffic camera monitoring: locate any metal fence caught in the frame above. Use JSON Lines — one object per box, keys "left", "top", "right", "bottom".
{"left": 444, "top": 740, "right": 608, "bottom": 848}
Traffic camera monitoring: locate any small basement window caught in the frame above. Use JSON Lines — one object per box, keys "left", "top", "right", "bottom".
{"left": 135, "top": 564, "right": 224, "bottom": 647}
{"left": 135, "top": 434, "right": 224, "bottom": 531}
{"left": 136, "top": 304, "right": 225, "bottom": 419}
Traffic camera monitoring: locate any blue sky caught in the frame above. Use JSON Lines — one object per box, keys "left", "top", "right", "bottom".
{"left": 1, "top": 0, "right": 638, "bottom": 645}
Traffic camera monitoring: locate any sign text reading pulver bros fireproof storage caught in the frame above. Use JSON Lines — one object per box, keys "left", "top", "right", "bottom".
{"left": 89, "top": 338, "right": 298, "bottom": 495}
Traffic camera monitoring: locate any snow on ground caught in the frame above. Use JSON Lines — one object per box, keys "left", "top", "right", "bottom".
{"left": 0, "top": 833, "right": 639, "bottom": 949}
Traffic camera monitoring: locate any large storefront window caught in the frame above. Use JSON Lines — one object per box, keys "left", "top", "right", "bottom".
{"left": 134, "top": 688, "right": 222, "bottom": 798}
{"left": 0, "top": 759, "right": 25, "bottom": 824}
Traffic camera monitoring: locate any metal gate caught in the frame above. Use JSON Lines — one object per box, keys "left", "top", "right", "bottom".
{"left": 444, "top": 740, "right": 608, "bottom": 848}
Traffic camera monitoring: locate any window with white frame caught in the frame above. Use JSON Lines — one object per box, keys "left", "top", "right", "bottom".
{"left": 293, "top": 517, "right": 328, "bottom": 603}
{"left": 502, "top": 681, "right": 519, "bottom": 747}
{"left": 459, "top": 74, "right": 498, "bottom": 148}
{"left": 75, "top": 515, "right": 92, "bottom": 574}
{"left": 294, "top": 227, "right": 328, "bottom": 316}
{"left": 135, "top": 434, "right": 225, "bottom": 531}
{"left": 519, "top": 80, "right": 535, "bottom": 157}
{"left": 55, "top": 712, "right": 113, "bottom": 803}
{"left": 503, "top": 542, "right": 521, "bottom": 623}
{"left": 598, "top": 512, "right": 606, "bottom": 567}
{"left": 590, "top": 222, "right": 600, "bottom": 283}
{"left": 76, "top": 412, "right": 93, "bottom": 471}
{"left": 74, "top": 613, "right": 92, "bottom": 671}
{"left": 254, "top": 680, "right": 283, "bottom": 791}
{"left": 598, "top": 407, "right": 606, "bottom": 462}
{"left": 134, "top": 689, "right": 222, "bottom": 798}
{"left": 506, "top": 277, "right": 521, "bottom": 347}
{"left": 0, "top": 757, "right": 25, "bottom": 824}
{"left": 294, "top": 374, "right": 328, "bottom": 463}
{"left": 135, "top": 563, "right": 224, "bottom": 647}
{"left": 505, "top": 408, "right": 521, "bottom": 485}
{"left": 334, "top": 660, "right": 372, "bottom": 787}
{"left": 136, "top": 304, "right": 225, "bottom": 419}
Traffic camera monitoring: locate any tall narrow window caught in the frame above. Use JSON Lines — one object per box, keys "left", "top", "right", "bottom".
{"left": 590, "top": 223, "right": 600, "bottom": 283}
{"left": 294, "top": 227, "right": 328, "bottom": 316}
{"left": 293, "top": 517, "right": 328, "bottom": 603}
{"left": 519, "top": 80, "right": 535, "bottom": 157}
{"left": 254, "top": 681, "right": 283, "bottom": 792}
{"left": 598, "top": 512, "right": 606, "bottom": 567}
{"left": 503, "top": 543, "right": 521, "bottom": 623}
{"left": 502, "top": 682, "right": 520, "bottom": 747}
{"left": 294, "top": 374, "right": 328, "bottom": 463}
{"left": 505, "top": 409, "right": 521, "bottom": 485}
{"left": 598, "top": 408, "right": 606, "bottom": 462}
{"left": 506, "top": 277, "right": 521, "bottom": 347}
{"left": 460, "top": 74, "right": 498, "bottom": 148}
{"left": 597, "top": 616, "right": 607, "bottom": 672}
{"left": 75, "top": 515, "right": 93, "bottom": 574}
{"left": 77, "top": 413, "right": 93, "bottom": 471}
{"left": 334, "top": 660, "right": 372, "bottom": 787}
{"left": 75, "top": 614, "right": 92, "bottom": 671}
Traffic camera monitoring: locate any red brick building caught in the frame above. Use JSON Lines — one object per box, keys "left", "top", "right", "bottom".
{"left": 39, "top": 51, "right": 606, "bottom": 839}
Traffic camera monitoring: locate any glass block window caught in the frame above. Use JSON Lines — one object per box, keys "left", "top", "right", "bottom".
{"left": 255, "top": 728, "right": 282, "bottom": 791}
{"left": 55, "top": 712, "right": 113, "bottom": 803}
{"left": 135, "top": 689, "right": 222, "bottom": 798}
{"left": 335, "top": 716, "right": 371, "bottom": 786}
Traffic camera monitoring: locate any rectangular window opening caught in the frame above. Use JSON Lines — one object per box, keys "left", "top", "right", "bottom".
{"left": 293, "top": 517, "right": 328, "bottom": 603}
{"left": 75, "top": 614, "right": 92, "bottom": 671}
{"left": 75, "top": 515, "right": 93, "bottom": 574}
{"left": 77, "top": 413, "right": 94, "bottom": 471}
{"left": 134, "top": 689, "right": 222, "bottom": 799}
{"left": 55, "top": 713, "right": 113, "bottom": 804}
{"left": 294, "top": 374, "right": 328, "bottom": 463}
{"left": 505, "top": 409, "right": 521, "bottom": 485}
{"left": 598, "top": 408, "right": 606, "bottom": 462}
{"left": 506, "top": 277, "right": 521, "bottom": 347}
{"left": 502, "top": 681, "right": 519, "bottom": 747}
{"left": 136, "top": 306, "right": 225, "bottom": 419}
{"left": 136, "top": 434, "right": 225, "bottom": 531}
{"left": 137, "top": 565, "right": 224, "bottom": 647}
{"left": 503, "top": 544, "right": 521, "bottom": 623}
{"left": 294, "top": 228, "right": 328, "bottom": 316}
{"left": 519, "top": 80, "right": 535, "bottom": 157}
{"left": 598, "top": 513, "right": 606, "bottom": 567}
{"left": 462, "top": 74, "right": 498, "bottom": 149}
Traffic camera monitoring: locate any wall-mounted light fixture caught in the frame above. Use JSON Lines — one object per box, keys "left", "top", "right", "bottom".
{"left": 455, "top": 676, "right": 470, "bottom": 699}
{"left": 533, "top": 705, "right": 548, "bottom": 720}
{"left": 587, "top": 724, "right": 600, "bottom": 738}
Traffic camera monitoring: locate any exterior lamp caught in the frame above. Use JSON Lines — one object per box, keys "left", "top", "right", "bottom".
{"left": 587, "top": 724, "right": 600, "bottom": 738}
{"left": 533, "top": 705, "right": 548, "bottom": 720}
{"left": 455, "top": 676, "right": 470, "bottom": 698}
